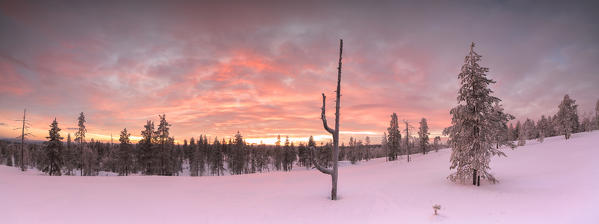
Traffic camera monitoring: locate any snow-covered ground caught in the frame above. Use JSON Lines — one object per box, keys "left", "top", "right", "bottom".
{"left": 2, "top": 131, "right": 598, "bottom": 224}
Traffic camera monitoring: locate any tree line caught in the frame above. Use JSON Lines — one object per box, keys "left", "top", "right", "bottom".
{"left": 0, "top": 113, "right": 388, "bottom": 176}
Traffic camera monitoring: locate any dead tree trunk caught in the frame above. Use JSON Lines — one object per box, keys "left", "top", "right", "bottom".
{"left": 311, "top": 39, "right": 343, "bottom": 200}
{"left": 20, "top": 109, "right": 26, "bottom": 171}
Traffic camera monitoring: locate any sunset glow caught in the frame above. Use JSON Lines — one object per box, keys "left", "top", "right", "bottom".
{"left": 0, "top": 1, "right": 598, "bottom": 145}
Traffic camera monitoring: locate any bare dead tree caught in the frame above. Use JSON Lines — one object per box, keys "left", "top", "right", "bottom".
{"left": 403, "top": 120, "right": 414, "bottom": 163}
{"left": 311, "top": 39, "right": 343, "bottom": 200}
{"left": 15, "top": 109, "right": 32, "bottom": 171}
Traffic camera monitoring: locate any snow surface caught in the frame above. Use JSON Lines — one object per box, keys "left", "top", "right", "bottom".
{"left": 2, "top": 131, "right": 599, "bottom": 224}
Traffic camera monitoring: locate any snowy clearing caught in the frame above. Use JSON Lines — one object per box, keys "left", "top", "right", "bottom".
{"left": 2, "top": 131, "right": 598, "bottom": 224}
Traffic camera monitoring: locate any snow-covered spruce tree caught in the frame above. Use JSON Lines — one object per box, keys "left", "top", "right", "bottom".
{"left": 44, "top": 118, "right": 63, "bottom": 176}
{"left": 74, "top": 112, "right": 86, "bottom": 176}
{"left": 557, "top": 94, "right": 578, "bottom": 140}
{"left": 387, "top": 113, "right": 401, "bottom": 161}
{"left": 310, "top": 39, "right": 343, "bottom": 200}
{"left": 418, "top": 118, "right": 430, "bottom": 154}
{"left": 443, "top": 43, "right": 513, "bottom": 184}
{"left": 517, "top": 121, "right": 526, "bottom": 146}
{"left": 490, "top": 103, "right": 515, "bottom": 149}
{"left": 433, "top": 136, "right": 441, "bottom": 152}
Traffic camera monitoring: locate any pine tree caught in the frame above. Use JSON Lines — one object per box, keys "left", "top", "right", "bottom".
{"left": 274, "top": 135, "right": 283, "bottom": 170}
{"left": 386, "top": 113, "right": 401, "bottom": 161}
{"left": 211, "top": 137, "right": 225, "bottom": 176}
{"left": 443, "top": 43, "right": 513, "bottom": 184}
{"left": 118, "top": 128, "right": 133, "bottom": 176}
{"left": 189, "top": 138, "right": 198, "bottom": 176}
{"left": 537, "top": 116, "right": 547, "bottom": 143}
{"left": 557, "top": 94, "right": 578, "bottom": 140}
{"left": 229, "top": 131, "right": 246, "bottom": 175}
{"left": 75, "top": 112, "right": 86, "bottom": 176}
{"left": 44, "top": 118, "right": 63, "bottom": 176}
{"left": 418, "top": 118, "right": 430, "bottom": 154}
{"left": 63, "top": 133, "right": 75, "bottom": 175}
{"left": 139, "top": 120, "right": 155, "bottom": 174}
{"left": 155, "top": 114, "right": 172, "bottom": 175}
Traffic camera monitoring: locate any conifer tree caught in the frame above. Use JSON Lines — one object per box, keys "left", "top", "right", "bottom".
{"left": 155, "top": 114, "right": 172, "bottom": 175}
{"left": 118, "top": 128, "right": 133, "bottom": 176}
{"left": 518, "top": 121, "right": 526, "bottom": 146}
{"left": 63, "top": 133, "right": 75, "bottom": 175}
{"left": 44, "top": 118, "right": 63, "bottom": 176}
{"left": 139, "top": 120, "right": 155, "bottom": 174}
{"left": 418, "top": 118, "right": 430, "bottom": 154}
{"left": 386, "top": 113, "right": 401, "bottom": 161}
{"left": 433, "top": 136, "right": 441, "bottom": 152}
{"left": 75, "top": 112, "right": 86, "bottom": 176}
{"left": 557, "top": 94, "right": 578, "bottom": 140}
{"left": 443, "top": 43, "right": 513, "bottom": 184}
{"left": 189, "top": 137, "right": 199, "bottom": 176}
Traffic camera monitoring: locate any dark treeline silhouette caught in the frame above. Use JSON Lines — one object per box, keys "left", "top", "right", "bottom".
{"left": 0, "top": 114, "right": 387, "bottom": 176}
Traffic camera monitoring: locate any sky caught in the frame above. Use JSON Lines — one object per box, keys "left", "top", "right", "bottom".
{"left": 0, "top": 0, "right": 598, "bottom": 144}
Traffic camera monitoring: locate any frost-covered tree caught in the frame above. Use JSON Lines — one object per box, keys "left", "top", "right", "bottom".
{"left": 386, "top": 113, "right": 401, "bottom": 161}
{"left": 581, "top": 117, "right": 592, "bottom": 132}
{"left": 537, "top": 116, "right": 548, "bottom": 143}
{"left": 443, "top": 43, "right": 513, "bottom": 184}
{"left": 517, "top": 121, "right": 526, "bottom": 146}
{"left": 523, "top": 118, "right": 536, "bottom": 139}
{"left": 433, "top": 136, "right": 441, "bottom": 152}
{"left": 403, "top": 120, "right": 412, "bottom": 162}
{"left": 75, "top": 112, "right": 86, "bottom": 176}
{"left": 490, "top": 103, "right": 514, "bottom": 149}
{"left": 44, "top": 118, "right": 63, "bottom": 176}
{"left": 381, "top": 132, "right": 388, "bottom": 159}
{"left": 557, "top": 94, "right": 578, "bottom": 140}
{"left": 418, "top": 118, "right": 429, "bottom": 154}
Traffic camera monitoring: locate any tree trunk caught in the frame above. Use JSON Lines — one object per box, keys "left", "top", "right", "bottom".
{"left": 311, "top": 39, "right": 343, "bottom": 200}
{"left": 20, "top": 109, "right": 26, "bottom": 171}
{"left": 472, "top": 169, "right": 477, "bottom": 185}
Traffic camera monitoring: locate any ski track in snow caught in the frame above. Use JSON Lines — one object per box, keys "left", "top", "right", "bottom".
{"left": 1, "top": 131, "right": 598, "bottom": 224}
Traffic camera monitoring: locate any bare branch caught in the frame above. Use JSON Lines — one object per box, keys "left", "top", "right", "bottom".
{"left": 321, "top": 93, "right": 335, "bottom": 134}
{"left": 310, "top": 146, "right": 333, "bottom": 175}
